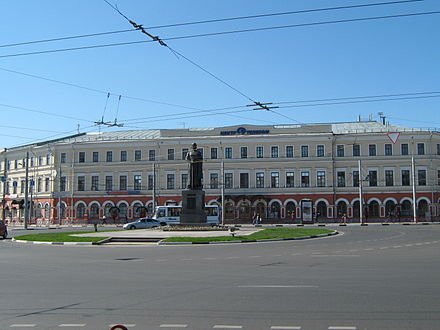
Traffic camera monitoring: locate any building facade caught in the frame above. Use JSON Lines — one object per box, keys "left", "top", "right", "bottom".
{"left": 1, "top": 121, "right": 439, "bottom": 224}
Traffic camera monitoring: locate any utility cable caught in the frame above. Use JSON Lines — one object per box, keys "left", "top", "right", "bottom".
{"left": 1, "top": 11, "right": 439, "bottom": 59}
{"left": 0, "top": 0, "right": 422, "bottom": 49}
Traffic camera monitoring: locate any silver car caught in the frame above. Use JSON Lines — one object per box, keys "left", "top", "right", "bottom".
{"left": 123, "top": 218, "right": 163, "bottom": 230}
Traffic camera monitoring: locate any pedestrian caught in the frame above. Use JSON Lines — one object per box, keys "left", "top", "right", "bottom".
{"left": 101, "top": 215, "right": 107, "bottom": 225}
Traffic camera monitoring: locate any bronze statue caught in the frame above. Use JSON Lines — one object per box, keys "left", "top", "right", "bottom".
{"left": 186, "top": 143, "right": 203, "bottom": 190}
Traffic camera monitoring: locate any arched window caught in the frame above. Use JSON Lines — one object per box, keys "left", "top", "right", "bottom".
{"left": 337, "top": 201, "right": 347, "bottom": 217}
{"left": 36, "top": 203, "right": 43, "bottom": 218}
{"left": 59, "top": 203, "right": 66, "bottom": 219}
{"left": 104, "top": 203, "right": 113, "bottom": 218}
{"left": 417, "top": 200, "right": 429, "bottom": 219}
{"left": 401, "top": 200, "right": 412, "bottom": 216}
{"left": 133, "top": 203, "right": 144, "bottom": 218}
{"left": 146, "top": 203, "right": 154, "bottom": 215}
{"left": 368, "top": 200, "right": 380, "bottom": 217}
{"left": 255, "top": 202, "right": 266, "bottom": 220}
{"left": 119, "top": 203, "right": 128, "bottom": 218}
{"left": 225, "top": 202, "right": 234, "bottom": 219}
{"left": 385, "top": 200, "right": 396, "bottom": 217}
{"left": 77, "top": 203, "right": 86, "bottom": 218}
{"left": 44, "top": 203, "right": 51, "bottom": 219}
{"left": 90, "top": 203, "right": 100, "bottom": 218}
{"left": 285, "top": 201, "right": 296, "bottom": 220}
{"left": 317, "top": 201, "right": 327, "bottom": 218}
{"left": 239, "top": 201, "right": 251, "bottom": 220}
{"left": 270, "top": 202, "right": 281, "bottom": 219}
{"left": 352, "top": 201, "right": 360, "bottom": 219}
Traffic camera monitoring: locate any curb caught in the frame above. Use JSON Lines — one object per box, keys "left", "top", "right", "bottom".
{"left": 158, "top": 230, "right": 338, "bottom": 245}
{"left": 11, "top": 238, "right": 101, "bottom": 245}
{"left": 230, "top": 222, "right": 440, "bottom": 228}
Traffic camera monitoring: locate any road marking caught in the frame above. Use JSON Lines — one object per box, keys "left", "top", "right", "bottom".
{"left": 404, "top": 244, "right": 413, "bottom": 247}
{"left": 10, "top": 325, "right": 36, "bottom": 328}
{"left": 364, "top": 248, "right": 374, "bottom": 251}
{"left": 311, "top": 255, "right": 360, "bottom": 257}
{"left": 249, "top": 255, "right": 261, "bottom": 258}
{"left": 271, "top": 326, "right": 302, "bottom": 329}
{"left": 213, "top": 326, "right": 243, "bottom": 329}
{"left": 226, "top": 256, "right": 240, "bottom": 259}
{"left": 393, "top": 245, "right": 402, "bottom": 248}
{"left": 180, "top": 258, "right": 193, "bottom": 261}
{"left": 155, "top": 259, "right": 169, "bottom": 261}
{"left": 160, "top": 324, "right": 188, "bottom": 328}
{"left": 237, "top": 285, "right": 318, "bottom": 288}
{"left": 109, "top": 324, "right": 136, "bottom": 328}
{"left": 328, "top": 327, "right": 357, "bottom": 330}
{"left": 379, "top": 247, "right": 389, "bottom": 249}
{"left": 203, "top": 257, "right": 217, "bottom": 260}
{"left": 272, "top": 254, "right": 283, "bottom": 257}
{"left": 58, "top": 324, "right": 86, "bottom": 327}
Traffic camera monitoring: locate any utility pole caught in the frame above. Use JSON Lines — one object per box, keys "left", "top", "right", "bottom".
{"left": 358, "top": 160, "right": 363, "bottom": 224}
{"left": 2, "top": 148, "right": 7, "bottom": 222}
{"left": 221, "top": 156, "right": 225, "bottom": 226}
{"left": 152, "top": 162, "right": 156, "bottom": 212}
{"left": 24, "top": 151, "right": 29, "bottom": 229}
{"left": 58, "top": 160, "right": 62, "bottom": 225}
{"left": 411, "top": 155, "right": 417, "bottom": 223}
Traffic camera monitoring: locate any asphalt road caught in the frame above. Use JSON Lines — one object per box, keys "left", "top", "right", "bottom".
{"left": 1, "top": 225, "right": 439, "bottom": 330}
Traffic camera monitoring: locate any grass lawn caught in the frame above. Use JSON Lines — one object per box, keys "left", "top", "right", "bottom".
{"left": 163, "top": 228, "right": 334, "bottom": 243}
{"left": 14, "top": 231, "right": 111, "bottom": 243}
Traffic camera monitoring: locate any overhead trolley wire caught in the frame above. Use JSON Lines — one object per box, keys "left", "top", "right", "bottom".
{"left": 1, "top": 11, "right": 439, "bottom": 59}
{"left": 0, "top": 0, "right": 422, "bottom": 49}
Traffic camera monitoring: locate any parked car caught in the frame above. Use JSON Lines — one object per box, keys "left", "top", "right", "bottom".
{"left": 0, "top": 220, "right": 8, "bottom": 239}
{"left": 122, "top": 217, "right": 165, "bottom": 230}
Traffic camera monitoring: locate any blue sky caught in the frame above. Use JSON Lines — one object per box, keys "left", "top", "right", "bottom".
{"left": 0, "top": 0, "right": 439, "bottom": 148}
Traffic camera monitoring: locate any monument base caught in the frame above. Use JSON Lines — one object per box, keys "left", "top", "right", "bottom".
{"left": 180, "top": 190, "right": 207, "bottom": 224}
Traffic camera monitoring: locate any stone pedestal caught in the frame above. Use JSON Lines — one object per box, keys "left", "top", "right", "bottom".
{"left": 180, "top": 190, "right": 207, "bottom": 224}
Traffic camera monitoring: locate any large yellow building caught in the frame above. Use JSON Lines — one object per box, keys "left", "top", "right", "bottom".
{"left": 1, "top": 121, "right": 439, "bottom": 224}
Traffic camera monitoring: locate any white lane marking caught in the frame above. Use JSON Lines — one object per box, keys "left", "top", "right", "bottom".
{"left": 348, "top": 249, "right": 359, "bottom": 252}
{"left": 311, "top": 255, "right": 360, "bottom": 257}
{"left": 160, "top": 324, "right": 188, "bottom": 328}
{"left": 213, "top": 326, "right": 243, "bottom": 329}
{"left": 237, "top": 285, "right": 318, "bottom": 288}
{"left": 155, "top": 259, "right": 169, "bottom": 261}
{"left": 180, "top": 258, "right": 193, "bottom": 261}
{"left": 58, "top": 324, "right": 86, "bottom": 327}
{"left": 328, "top": 327, "right": 357, "bottom": 330}
{"left": 226, "top": 256, "right": 240, "bottom": 259}
{"left": 379, "top": 247, "right": 389, "bottom": 249}
{"left": 109, "top": 325, "right": 136, "bottom": 328}
{"left": 10, "top": 325, "right": 36, "bottom": 328}
{"left": 364, "top": 248, "right": 374, "bottom": 251}
{"left": 203, "top": 257, "right": 217, "bottom": 260}
{"left": 404, "top": 244, "right": 413, "bottom": 247}
{"left": 393, "top": 246, "right": 402, "bottom": 248}
{"left": 271, "top": 326, "right": 302, "bottom": 329}
{"left": 272, "top": 254, "right": 283, "bottom": 257}
{"left": 290, "top": 253, "right": 302, "bottom": 256}
{"left": 249, "top": 255, "right": 261, "bottom": 258}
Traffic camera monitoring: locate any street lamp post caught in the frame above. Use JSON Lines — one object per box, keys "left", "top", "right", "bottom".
{"left": 24, "top": 151, "right": 29, "bottom": 229}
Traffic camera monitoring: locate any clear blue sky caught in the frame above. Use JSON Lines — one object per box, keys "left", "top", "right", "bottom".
{"left": 0, "top": 0, "right": 439, "bottom": 148}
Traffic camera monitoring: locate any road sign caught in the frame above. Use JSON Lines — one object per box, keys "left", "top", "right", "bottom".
{"left": 387, "top": 132, "right": 400, "bottom": 144}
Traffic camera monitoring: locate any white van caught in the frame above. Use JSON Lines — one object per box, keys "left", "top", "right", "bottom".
{"left": 152, "top": 205, "right": 220, "bottom": 225}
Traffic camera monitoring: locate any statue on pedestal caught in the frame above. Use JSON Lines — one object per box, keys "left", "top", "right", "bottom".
{"left": 186, "top": 143, "right": 203, "bottom": 190}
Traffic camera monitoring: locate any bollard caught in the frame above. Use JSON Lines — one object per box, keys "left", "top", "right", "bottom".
{"left": 94, "top": 223, "right": 98, "bottom": 232}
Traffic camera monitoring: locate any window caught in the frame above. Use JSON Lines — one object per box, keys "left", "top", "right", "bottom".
{"left": 256, "top": 146, "right": 264, "bottom": 158}
{"left": 168, "top": 149, "right": 175, "bottom": 160}
{"left": 271, "top": 172, "right": 279, "bottom": 188}
{"left": 149, "top": 150, "right": 156, "bottom": 161}
{"left": 20, "top": 180, "right": 25, "bottom": 194}
{"left": 119, "top": 175, "right": 127, "bottom": 190}
{"left": 105, "top": 176, "right": 113, "bottom": 191}
{"left": 317, "top": 145, "right": 325, "bottom": 157}
{"left": 438, "top": 170, "right": 440, "bottom": 185}
{"left": 119, "top": 151, "right": 126, "bottom": 162}
{"left": 91, "top": 176, "right": 99, "bottom": 191}
{"left": 79, "top": 152, "right": 85, "bottom": 163}
{"left": 106, "top": 151, "right": 113, "bottom": 162}
{"left": 210, "top": 173, "right": 219, "bottom": 189}
{"left": 240, "top": 147, "right": 248, "bottom": 159}
{"left": 286, "top": 171, "right": 295, "bottom": 188}
{"left": 385, "top": 170, "right": 394, "bottom": 186}
{"left": 286, "top": 146, "right": 294, "bottom": 158}
{"left": 93, "top": 152, "right": 99, "bottom": 162}
{"left": 385, "top": 144, "right": 392, "bottom": 156}
{"left": 60, "top": 177, "right": 66, "bottom": 192}
{"left": 337, "top": 145, "right": 345, "bottom": 157}
{"left": 225, "top": 173, "right": 233, "bottom": 189}
{"left": 301, "top": 145, "right": 308, "bottom": 157}
{"left": 210, "top": 148, "right": 218, "bottom": 160}
{"left": 337, "top": 171, "right": 346, "bottom": 187}
{"left": 225, "top": 147, "right": 232, "bottom": 159}
{"left": 77, "top": 176, "right": 85, "bottom": 191}
{"left": 167, "top": 174, "right": 175, "bottom": 189}
{"left": 317, "top": 171, "right": 325, "bottom": 187}
{"left": 61, "top": 153, "right": 66, "bottom": 164}
{"left": 13, "top": 181, "right": 17, "bottom": 194}
{"left": 240, "top": 173, "right": 249, "bottom": 188}
{"left": 418, "top": 170, "right": 426, "bottom": 186}
{"left": 148, "top": 175, "right": 154, "bottom": 190}
{"left": 46, "top": 154, "right": 51, "bottom": 165}
{"left": 182, "top": 148, "right": 188, "bottom": 160}
{"left": 256, "top": 172, "right": 264, "bottom": 188}
{"left": 135, "top": 150, "right": 141, "bottom": 161}
{"left": 417, "top": 143, "right": 425, "bottom": 155}
{"left": 401, "top": 143, "right": 409, "bottom": 155}
{"left": 134, "top": 175, "right": 142, "bottom": 190}
{"left": 301, "top": 171, "right": 310, "bottom": 187}
{"left": 181, "top": 173, "right": 188, "bottom": 189}
{"left": 353, "top": 144, "right": 360, "bottom": 157}
{"left": 368, "top": 170, "right": 378, "bottom": 186}
{"left": 437, "top": 144, "right": 440, "bottom": 155}
{"left": 369, "top": 145, "right": 376, "bottom": 156}
{"left": 271, "top": 146, "right": 279, "bottom": 158}
{"left": 38, "top": 156, "right": 43, "bottom": 166}
{"left": 353, "top": 170, "right": 359, "bottom": 187}
{"left": 402, "top": 170, "right": 410, "bottom": 186}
